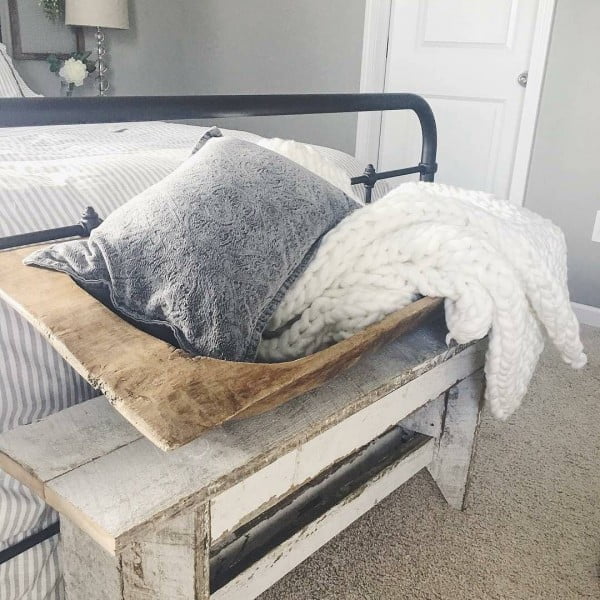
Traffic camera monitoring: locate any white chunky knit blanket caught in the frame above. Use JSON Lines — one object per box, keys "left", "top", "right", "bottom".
{"left": 257, "top": 181, "right": 587, "bottom": 419}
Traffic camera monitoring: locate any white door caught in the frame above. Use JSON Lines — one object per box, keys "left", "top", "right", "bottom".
{"left": 378, "top": 0, "right": 540, "bottom": 201}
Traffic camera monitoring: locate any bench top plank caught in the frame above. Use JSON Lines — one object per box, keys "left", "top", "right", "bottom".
{"left": 0, "top": 396, "right": 142, "bottom": 486}
{"left": 0, "top": 315, "right": 486, "bottom": 554}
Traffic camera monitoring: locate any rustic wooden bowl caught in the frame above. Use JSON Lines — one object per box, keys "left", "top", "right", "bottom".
{"left": 0, "top": 245, "right": 443, "bottom": 450}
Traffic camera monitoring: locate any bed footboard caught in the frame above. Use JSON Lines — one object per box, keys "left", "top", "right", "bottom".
{"left": 0, "top": 93, "right": 437, "bottom": 251}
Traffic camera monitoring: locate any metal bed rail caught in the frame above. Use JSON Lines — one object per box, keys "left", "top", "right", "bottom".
{"left": 0, "top": 93, "right": 437, "bottom": 250}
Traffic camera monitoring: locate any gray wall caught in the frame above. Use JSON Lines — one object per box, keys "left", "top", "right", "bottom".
{"left": 90, "top": 0, "right": 206, "bottom": 96}
{"left": 0, "top": 0, "right": 212, "bottom": 96}
{"left": 187, "top": 0, "right": 365, "bottom": 153}
{"left": 525, "top": 0, "right": 600, "bottom": 308}
{"left": 2, "top": 0, "right": 365, "bottom": 153}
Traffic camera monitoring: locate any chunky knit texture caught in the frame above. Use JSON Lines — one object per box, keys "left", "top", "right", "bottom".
{"left": 257, "top": 182, "right": 587, "bottom": 419}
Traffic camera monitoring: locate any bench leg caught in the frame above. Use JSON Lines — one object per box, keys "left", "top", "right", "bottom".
{"left": 60, "top": 504, "right": 210, "bottom": 600}
{"left": 402, "top": 369, "right": 485, "bottom": 510}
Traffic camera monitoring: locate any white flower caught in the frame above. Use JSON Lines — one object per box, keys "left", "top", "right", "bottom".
{"left": 59, "top": 58, "right": 88, "bottom": 87}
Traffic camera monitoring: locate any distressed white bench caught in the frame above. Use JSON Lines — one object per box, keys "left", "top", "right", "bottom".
{"left": 0, "top": 314, "right": 486, "bottom": 599}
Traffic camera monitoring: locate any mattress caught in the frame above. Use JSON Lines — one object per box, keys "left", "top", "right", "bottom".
{"left": 0, "top": 120, "right": 387, "bottom": 599}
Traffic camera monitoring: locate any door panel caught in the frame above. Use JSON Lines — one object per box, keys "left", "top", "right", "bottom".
{"left": 422, "top": 0, "right": 517, "bottom": 46}
{"left": 380, "top": 0, "right": 538, "bottom": 199}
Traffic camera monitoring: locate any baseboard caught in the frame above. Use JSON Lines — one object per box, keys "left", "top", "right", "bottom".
{"left": 572, "top": 302, "right": 600, "bottom": 328}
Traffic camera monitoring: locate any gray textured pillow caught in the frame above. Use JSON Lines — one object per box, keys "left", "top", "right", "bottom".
{"left": 25, "top": 128, "right": 359, "bottom": 361}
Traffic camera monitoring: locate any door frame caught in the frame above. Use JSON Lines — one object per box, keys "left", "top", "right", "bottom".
{"left": 355, "top": 0, "right": 392, "bottom": 168}
{"left": 355, "top": 0, "right": 557, "bottom": 206}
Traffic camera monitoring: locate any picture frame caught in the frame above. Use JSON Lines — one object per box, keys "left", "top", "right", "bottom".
{"left": 7, "top": 0, "right": 84, "bottom": 60}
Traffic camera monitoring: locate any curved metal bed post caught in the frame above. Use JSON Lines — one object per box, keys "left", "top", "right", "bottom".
{"left": 412, "top": 95, "right": 438, "bottom": 182}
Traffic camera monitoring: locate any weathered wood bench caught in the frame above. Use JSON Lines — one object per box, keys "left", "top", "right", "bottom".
{"left": 0, "top": 313, "right": 486, "bottom": 599}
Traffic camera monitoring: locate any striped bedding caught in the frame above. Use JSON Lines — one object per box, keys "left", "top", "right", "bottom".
{"left": 0, "top": 120, "right": 388, "bottom": 599}
{"left": 0, "top": 43, "right": 40, "bottom": 98}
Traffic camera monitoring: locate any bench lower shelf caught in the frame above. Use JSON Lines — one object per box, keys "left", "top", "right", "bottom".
{"left": 211, "top": 426, "right": 434, "bottom": 599}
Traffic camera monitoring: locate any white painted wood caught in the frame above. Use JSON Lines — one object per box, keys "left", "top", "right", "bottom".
{"left": 0, "top": 319, "right": 489, "bottom": 599}
{"left": 61, "top": 506, "right": 210, "bottom": 600}
{"left": 355, "top": 0, "right": 392, "bottom": 167}
{"left": 195, "top": 504, "right": 211, "bottom": 600}
{"left": 120, "top": 508, "right": 209, "bottom": 600}
{"left": 401, "top": 377, "right": 484, "bottom": 511}
{"left": 422, "top": 1, "right": 517, "bottom": 45}
{"left": 428, "top": 370, "right": 485, "bottom": 510}
{"left": 212, "top": 439, "right": 435, "bottom": 600}
{"left": 4, "top": 326, "right": 484, "bottom": 553}
{"left": 210, "top": 343, "right": 484, "bottom": 541}
{"left": 0, "top": 395, "right": 141, "bottom": 484}
{"left": 209, "top": 451, "right": 300, "bottom": 543}
{"left": 509, "top": 0, "right": 557, "bottom": 205}
{"left": 121, "top": 511, "right": 195, "bottom": 600}
{"left": 379, "top": 0, "right": 542, "bottom": 200}
{"left": 60, "top": 519, "right": 122, "bottom": 600}
{"left": 400, "top": 393, "right": 446, "bottom": 439}
{"left": 572, "top": 301, "right": 600, "bottom": 328}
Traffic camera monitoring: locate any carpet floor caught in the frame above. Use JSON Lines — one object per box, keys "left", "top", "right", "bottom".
{"left": 260, "top": 325, "right": 600, "bottom": 600}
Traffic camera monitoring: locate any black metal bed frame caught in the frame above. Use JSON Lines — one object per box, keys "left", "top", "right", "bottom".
{"left": 0, "top": 93, "right": 437, "bottom": 251}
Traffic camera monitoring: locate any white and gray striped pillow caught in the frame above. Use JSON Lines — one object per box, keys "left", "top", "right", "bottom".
{"left": 0, "top": 43, "right": 40, "bottom": 98}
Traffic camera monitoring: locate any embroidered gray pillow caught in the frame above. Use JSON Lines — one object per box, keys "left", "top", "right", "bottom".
{"left": 25, "top": 128, "right": 359, "bottom": 361}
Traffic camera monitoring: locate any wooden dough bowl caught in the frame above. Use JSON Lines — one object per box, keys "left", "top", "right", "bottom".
{"left": 0, "top": 245, "right": 443, "bottom": 450}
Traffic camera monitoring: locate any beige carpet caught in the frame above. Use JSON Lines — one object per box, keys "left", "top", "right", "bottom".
{"left": 260, "top": 325, "right": 600, "bottom": 600}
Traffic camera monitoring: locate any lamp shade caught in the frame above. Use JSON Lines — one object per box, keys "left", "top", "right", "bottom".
{"left": 65, "top": 0, "right": 129, "bottom": 29}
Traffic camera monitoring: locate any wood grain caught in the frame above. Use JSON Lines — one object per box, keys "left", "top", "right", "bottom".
{"left": 0, "top": 396, "right": 142, "bottom": 485}
{"left": 60, "top": 519, "right": 123, "bottom": 600}
{"left": 427, "top": 370, "right": 485, "bottom": 510}
{"left": 120, "top": 509, "right": 208, "bottom": 600}
{"left": 60, "top": 505, "right": 210, "bottom": 600}
{"left": 0, "top": 245, "right": 442, "bottom": 450}
{"left": 210, "top": 343, "right": 485, "bottom": 542}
